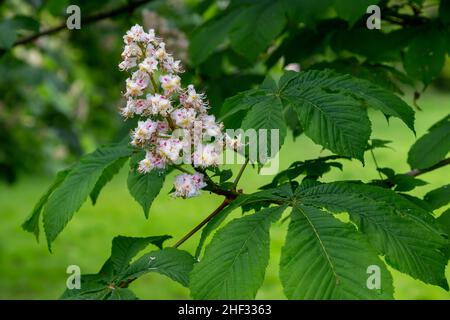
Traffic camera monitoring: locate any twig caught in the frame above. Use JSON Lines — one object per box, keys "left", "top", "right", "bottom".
{"left": 383, "top": 157, "right": 450, "bottom": 187}
{"left": 232, "top": 158, "right": 249, "bottom": 189}
{"left": 405, "top": 157, "right": 450, "bottom": 178}
{"left": 10, "top": 0, "right": 153, "bottom": 48}
{"left": 173, "top": 198, "right": 231, "bottom": 248}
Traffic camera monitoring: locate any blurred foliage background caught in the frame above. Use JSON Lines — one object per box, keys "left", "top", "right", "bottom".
{"left": 0, "top": 0, "right": 449, "bottom": 299}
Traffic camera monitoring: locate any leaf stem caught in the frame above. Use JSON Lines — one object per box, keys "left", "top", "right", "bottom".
{"left": 369, "top": 148, "right": 384, "bottom": 180}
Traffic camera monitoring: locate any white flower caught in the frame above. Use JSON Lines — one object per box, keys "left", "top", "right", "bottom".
{"left": 138, "top": 150, "right": 166, "bottom": 173}
{"left": 120, "top": 98, "right": 137, "bottom": 118}
{"left": 225, "top": 133, "right": 244, "bottom": 151}
{"left": 157, "top": 138, "right": 184, "bottom": 162}
{"left": 123, "top": 24, "right": 147, "bottom": 44}
{"left": 132, "top": 70, "right": 150, "bottom": 90}
{"left": 160, "top": 74, "right": 181, "bottom": 95}
{"left": 133, "top": 99, "right": 151, "bottom": 116}
{"left": 119, "top": 57, "right": 137, "bottom": 71}
{"left": 142, "top": 28, "right": 156, "bottom": 43}
{"left": 125, "top": 78, "right": 143, "bottom": 97}
{"left": 163, "top": 56, "right": 183, "bottom": 74}
{"left": 173, "top": 173, "right": 207, "bottom": 198}
{"left": 155, "top": 42, "right": 168, "bottom": 61}
{"left": 193, "top": 144, "right": 221, "bottom": 168}
{"left": 181, "top": 84, "right": 207, "bottom": 112}
{"left": 199, "top": 114, "right": 223, "bottom": 137}
{"left": 139, "top": 57, "right": 158, "bottom": 74}
{"left": 171, "top": 108, "right": 196, "bottom": 129}
{"left": 157, "top": 120, "right": 169, "bottom": 134}
{"left": 131, "top": 119, "right": 158, "bottom": 146}
{"left": 148, "top": 93, "right": 173, "bottom": 116}
{"left": 121, "top": 43, "right": 142, "bottom": 59}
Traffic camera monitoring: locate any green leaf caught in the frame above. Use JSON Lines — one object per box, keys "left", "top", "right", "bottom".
{"left": 312, "top": 59, "right": 414, "bottom": 95}
{"left": 261, "top": 155, "right": 345, "bottom": 189}
{"left": 280, "top": 204, "right": 393, "bottom": 299}
{"left": 437, "top": 209, "right": 450, "bottom": 236}
{"left": 120, "top": 248, "right": 195, "bottom": 287}
{"left": 190, "top": 205, "right": 288, "bottom": 299}
{"left": 60, "top": 274, "right": 112, "bottom": 300}
{"left": 220, "top": 89, "right": 270, "bottom": 128}
{"left": 285, "top": 70, "right": 415, "bottom": 132}
{"left": 22, "top": 168, "right": 70, "bottom": 241}
{"left": 90, "top": 157, "right": 128, "bottom": 205}
{"left": 334, "top": 0, "right": 381, "bottom": 25}
{"left": 43, "top": 143, "right": 132, "bottom": 250}
{"left": 424, "top": 185, "right": 450, "bottom": 211}
{"left": 189, "top": 10, "right": 240, "bottom": 65}
{"left": 286, "top": 81, "right": 371, "bottom": 161}
{"left": 440, "top": 0, "right": 450, "bottom": 24}
{"left": 127, "top": 153, "right": 165, "bottom": 218}
{"left": 408, "top": 114, "right": 450, "bottom": 169}
{"left": 297, "top": 181, "right": 449, "bottom": 289}
{"left": 195, "top": 188, "right": 291, "bottom": 258}
{"left": 107, "top": 288, "right": 138, "bottom": 300}
{"left": 284, "top": 105, "right": 304, "bottom": 139}
{"left": 241, "top": 90, "right": 287, "bottom": 163}
{"left": 403, "top": 25, "right": 447, "bottom": 85}
{"left": 219, "top": 169, "right": 233, "bottom": 184}
{"left": 229, "top": 0, "right": 286, "bottom": 60}
{"left": 10, "top": 16, "right": 40, "bottom": 33}
{"left": 392, "top": 174, "right": 427, "bottom": 192}
{"left": 0, "top": 20, "right": 17, "bottom": 49}
{"left": 367, "top": 139, "right": 392, "bottom": 151}
{"left": 110, "top": 235, "right": 172, "bottom": 274}
{"left": 282, "top": 0, "right": 333, "bottom": 25}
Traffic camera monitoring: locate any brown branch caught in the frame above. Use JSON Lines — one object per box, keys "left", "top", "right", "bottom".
{"left": 173, "top": 198, "right": 231, "bottom": 248}
{"left": 11, "top": 0, "right": 153, "bottom": 48}
{"left": 406, "top": 157, "right": 450, "bottom": 178}
{"left": 383, "top": 157, "right": 450, "bottom": 187}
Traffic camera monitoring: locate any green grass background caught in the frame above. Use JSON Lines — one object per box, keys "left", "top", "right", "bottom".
{"left": 0, "top": 89, "right": 449, "bottom": 300}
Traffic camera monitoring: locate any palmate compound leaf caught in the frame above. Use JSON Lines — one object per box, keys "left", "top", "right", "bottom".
{"left": 127, "top": 152, "right": 166, "bottom": 218}
{"left": 221, "top": 69, "right": 414, "bottom": 163}
{"left": 43, "top": 143, "right": 133, "bottom": 250}
{"left": 190, "top": 205, "right": 289, "bottom": 299}
{"left": 408, "top": 114, "right": 450, "bottom": 169}
{"left": 280, "top": 204, "right": 394, "bottom": 299}
{"left": 296, "top": 181, "right": 449, "bottom": 289}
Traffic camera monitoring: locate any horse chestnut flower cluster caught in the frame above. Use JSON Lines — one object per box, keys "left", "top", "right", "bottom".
{"left": 119, "top": 25, "right": 241, "bottom": 198}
